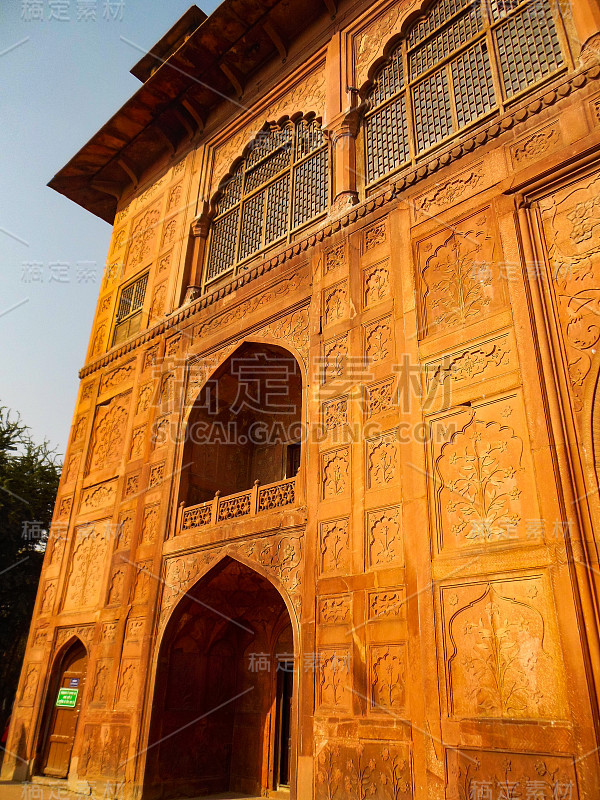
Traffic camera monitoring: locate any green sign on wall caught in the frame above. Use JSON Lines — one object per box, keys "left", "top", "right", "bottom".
{"left": 56, "top": 687, "right": 78, "bottom": 708}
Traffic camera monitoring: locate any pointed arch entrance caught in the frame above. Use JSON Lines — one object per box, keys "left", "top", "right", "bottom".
{"left": 147, "top": 557, "right": 296, "bottom": 798}
{"left": 38, "top": 639, "right": 87, "bottom": 778}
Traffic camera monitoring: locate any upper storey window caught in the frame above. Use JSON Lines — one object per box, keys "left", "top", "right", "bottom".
{"left": 112, "top": 272, "right": 148, "bottom": 346}
{"left": 205, "top": 117, "right": 329, "bottom": 286}
{"left": 364, "top": 0, "right": 565, "bottom": 185}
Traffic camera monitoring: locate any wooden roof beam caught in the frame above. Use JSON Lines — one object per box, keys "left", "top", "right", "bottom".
{"left": 116, "top": 156, "right": 140, "bottom": 187}
{"left": 220, "top": 62, "right": 244, "bottom": 98}
{"left": 262, "top": 19, "right": 287, "bottom": 60}
{"left": 181, "top": 97, "right": 206, "bottom": 134}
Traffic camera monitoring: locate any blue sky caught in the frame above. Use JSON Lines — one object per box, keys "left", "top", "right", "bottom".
{"left": 1, "top": 1, "right": 219, "bottom": 456}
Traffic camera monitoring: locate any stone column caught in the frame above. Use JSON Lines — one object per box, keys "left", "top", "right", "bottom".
{"left": 183, "top": 205, "right": 209, "bottom": 303}
{"left": 327, "top": 112, "right": 360, "bottom": 216}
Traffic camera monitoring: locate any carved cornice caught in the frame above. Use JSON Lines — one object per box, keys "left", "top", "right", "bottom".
{"left": 79, "top": 63, "right": 600, "bottom": 380}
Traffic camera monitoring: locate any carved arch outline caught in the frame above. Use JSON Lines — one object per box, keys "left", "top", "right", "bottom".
{"left": 182, "top": 332, "right": 309, "bottom": 427}
{"left": 208, "top": 111, "right": 327, "bottom": 219}
{"left": 158, "top": 551, "right": 301, "bottom": 651}
{"left": 356, "top": 0, "right": 442, "bottom": 99}
{"left": 581, "top": 348, "right": 600, "bottom": 533}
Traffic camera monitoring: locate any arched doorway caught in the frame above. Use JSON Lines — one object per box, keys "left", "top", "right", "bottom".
{"left": 147, "top": 558, "right": 296, "bottom": 798}
{"left": 38, "top": 639, "right": 87, "bottom": 778}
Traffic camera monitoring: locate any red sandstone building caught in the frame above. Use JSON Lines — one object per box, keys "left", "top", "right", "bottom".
{"left": 4, "top": 0, "right": 600, "bottom": 797}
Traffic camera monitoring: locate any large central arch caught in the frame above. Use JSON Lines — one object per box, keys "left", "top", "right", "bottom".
{"left": 146, "top": 557, "right": 296, "bottom": 798}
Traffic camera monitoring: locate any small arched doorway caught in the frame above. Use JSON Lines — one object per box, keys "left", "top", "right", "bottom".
{"left": 147, "top": 557, "right": 296, "bottom": 798}
{"left": 38, "top": 639, "right": 87, "bottom": 778}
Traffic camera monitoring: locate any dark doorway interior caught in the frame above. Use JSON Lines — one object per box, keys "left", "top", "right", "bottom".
{"left": 275, "top": 662, "right": 293, "bottom": 788}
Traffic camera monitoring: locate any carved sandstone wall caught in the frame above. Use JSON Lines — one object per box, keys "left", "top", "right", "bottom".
{"left": 5, "top": 1, "right": 600, "bottom": 798}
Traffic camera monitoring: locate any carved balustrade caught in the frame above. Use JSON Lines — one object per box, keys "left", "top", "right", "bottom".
{"left": 179, "top": 476, "right": 297, "bottom": 534}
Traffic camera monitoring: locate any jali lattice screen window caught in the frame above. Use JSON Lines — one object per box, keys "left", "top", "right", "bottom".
{"left": 205, "top": 118, "right": 329, "bottom": 285}
{"left": 364, "top": 0, "right": 565, "bottom": 185}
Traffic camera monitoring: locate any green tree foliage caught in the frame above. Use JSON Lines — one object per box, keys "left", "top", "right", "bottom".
{"left": 0, "top": 407, "right": 61, "bottom": 733}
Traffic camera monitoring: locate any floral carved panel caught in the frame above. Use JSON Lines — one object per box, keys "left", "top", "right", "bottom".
{"left": 132, "top": 561, "right": 152, "bottom": 603}
{"left": 366, "top": 506, "right": 403, "bottom": 568}
{"left": 315, "top": 740, "right": 413, "bottom": 799}
{"left": 319, "top": 594, "right": 351, "bottom": 625}
{"left": 319, "top": 518, "right": 350, "bottom": 575}
{"left": 440, "top": 576, "right": 569, "bottom": 720}
{"left": 539, "top": 172, "right": 600, "bottom": 412}
{"left": 116, "top": 659, "right": 139, "bottom": 706}
{"left": 323, "top": 281, "right": 349, "bottom": 327}
{"left": 136, "top": 382, "right": 153, "bottom": 415}
{"left": 324, "top": 243, "right": 346, "bottom": 275}
{"left": 322, "top": 447, "right": 350, "bottom": 499}
{"left": 369, "top": 644, "right": 407, "bottom": 713}
{"left": 364, "top": 316, "right": 393, "bottom": 365}
{"left": 432, "top": 395, "right": 541, "bottom": 552}
{"left": 63, "top": 520, "right": 110, "bottom": 611}
{"left": 80, "top": 479, "right": 118, "bottom": 515}
{"left": 414, "top": 163, "right": 485, "bottom": 221}
{"left": 510, "top": 120, "right": 562, "bottom": 169}
{"left": 366, "top": 430, "right": 399, "bottom": 488}
{"left": 107, "top": 567, "right": 126, "bottom": 606}
{"left": 369, "top": 588, "right": 406, "bottom": 620}
{"left": 363, "top": 260, "right": 391, "bottom": 307}
{"left": 99, "top": 361, "right": 135, "bottom": 394}
{"left": 322, "top": 335, "right": 348, "bottom": 383}
{"left": 129, "top": 425, "right": 146, "bottom": 460}
{"left": 365, "top": 378, "right": 396, "bottom": 417}
{"left": 317, "top": 649, "right": 352, "bottom": 711}
{"left": 87, "top": 391, "right": 131, "bottom": 473}
{"left": 20, "top": 664, "right": 40, "bottom": 706}
{"left": 322, "top": 396, "right": 348, "bottom": 431}
{"left": 80, "top": 724, "right": 129, "bottom": 781}
{"left": 446, "top": 748, "right": 578, "bottom": 800}
{"left": 423, "top": 331, "right": 515, "bottom": 409}
{"left": 417, "top": 207, "right": 508, "bottom": 339}
{"left": 116, "top": 510, "right": 135, "bottom": 550}
{"left": 363, "top": 219, "right": 387, "bottom": 252}
{"left": 141, "top": 503, "right": 160, "bottom": 544}
{"left": 126, "top": 204, "right": 160, "bottom": 270}
{"left": 91, "top": 659, "right": 111, "bottom": 705}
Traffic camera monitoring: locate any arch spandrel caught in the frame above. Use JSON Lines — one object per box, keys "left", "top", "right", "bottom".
{"left": 158, "top": 542, "right": 304, "bottom": 653}
{"left": 52, "top": 627, "right": 94, "bottom": 663}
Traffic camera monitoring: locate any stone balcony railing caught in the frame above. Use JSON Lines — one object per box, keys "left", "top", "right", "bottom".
{"left": 178, "top": 476, "right": 297, "bottom": 534}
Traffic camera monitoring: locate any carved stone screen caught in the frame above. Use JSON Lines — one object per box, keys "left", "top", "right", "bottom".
{"left": 364, "top": 0, "right": 565, "bottom": 185}
{"left": 206, "top": 118, "right": 329, "bottom": 285}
